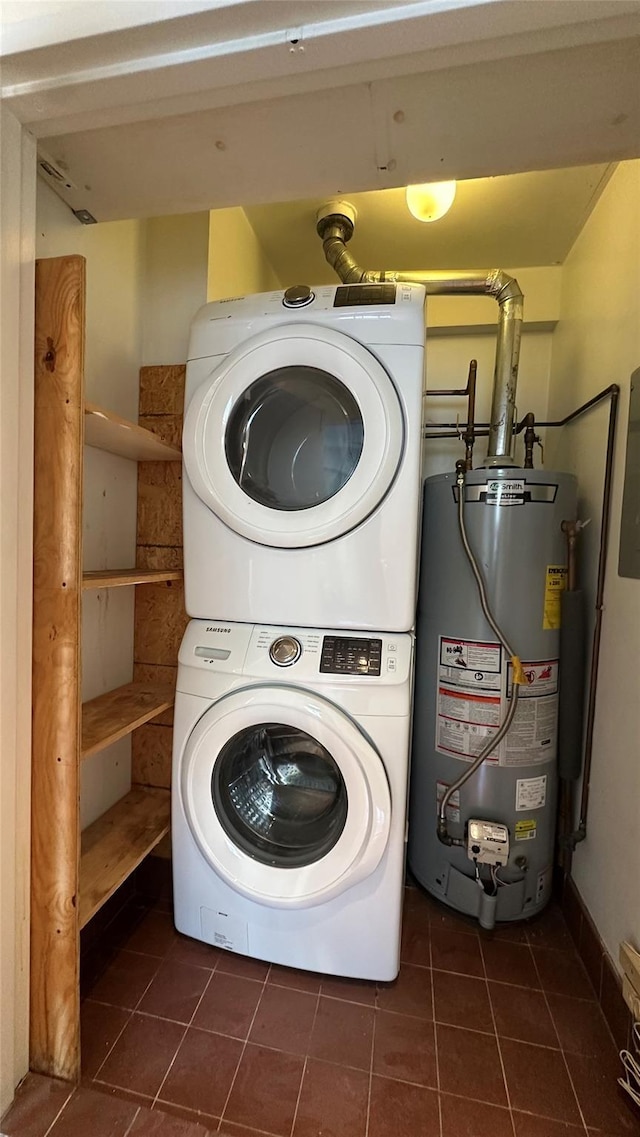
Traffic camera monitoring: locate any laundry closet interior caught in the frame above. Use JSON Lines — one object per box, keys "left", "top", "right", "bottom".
{"left": 6, "top": 10, "right": 639, "bottom": 1133}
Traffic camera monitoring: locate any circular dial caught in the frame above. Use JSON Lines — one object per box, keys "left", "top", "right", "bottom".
{"left": 283, "top": 284, "right": 314, "bottom": 308}
{"left": 269, "top": 636, "right": 302, "bottom": 667}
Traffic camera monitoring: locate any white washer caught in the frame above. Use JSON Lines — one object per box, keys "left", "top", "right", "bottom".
{"left": 172, "top": 619, "right": 413, "bottom": 980}
{"left": 182, "top": 282, "right": 425, "bottom": 632}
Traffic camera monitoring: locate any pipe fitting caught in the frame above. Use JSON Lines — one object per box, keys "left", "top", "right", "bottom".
{"left": 485, "top": 268, "right": 524, "bottom": 305}
{"left": 314, "top": 201, "right": 523, "bottom": 466}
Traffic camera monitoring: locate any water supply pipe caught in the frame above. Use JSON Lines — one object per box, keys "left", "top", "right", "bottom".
{"left": 316, "top": 201, "right": 524, "bottom": 466}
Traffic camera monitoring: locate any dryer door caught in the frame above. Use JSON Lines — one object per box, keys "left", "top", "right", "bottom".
{"left": 180, "top": 686, "right": 391, "bottom": 908}
{"left": 183, "top": 323, "right": 404, "bottom": 548}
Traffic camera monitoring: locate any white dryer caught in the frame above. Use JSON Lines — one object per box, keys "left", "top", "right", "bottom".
{"left": 172, "top": 619, "right": 413, "bottom": 981}
{"left": 182, "top": 282, "right": 425, "bottom": 632}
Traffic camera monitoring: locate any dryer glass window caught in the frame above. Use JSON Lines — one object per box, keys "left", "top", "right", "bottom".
{"left": 212, "top": 722, "right": 348, "bottom": 867}
{"left": 225, "top": 367, "right": 364, "bottom": 510}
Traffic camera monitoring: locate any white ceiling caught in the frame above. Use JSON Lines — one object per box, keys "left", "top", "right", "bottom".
{"left": 8, "top": 0, "right": 638, "bottom": 224}
{"left": 243, "top": 165, "right": 614, "bottom": 284}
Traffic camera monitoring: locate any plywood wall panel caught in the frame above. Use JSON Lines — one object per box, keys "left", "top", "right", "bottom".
{"left": 138, "top": 413, "right": 182, "bottom": 450}
{"left": 139, "top": 365, "right": 186, "bottom": 415}
{"left": 133, "top": 663, "right": 176, "bottom": 725}
{"left": 133, "top": 364, "right": 186, "bottom": 792}
{"left": 137, "top": 463, "right": 183, "bottom": 547}
{"left": 134, "top": 581, "right": 188, "bottom": 667}
{"left": 132, "top": 724, "right": 173, "bottom": 789}
{"left": 136, "top": 545, "right": 183, "bottom": 572}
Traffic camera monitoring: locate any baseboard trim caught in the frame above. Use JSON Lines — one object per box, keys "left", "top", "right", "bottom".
{"left": 559, "top": 873, "right": 633, "bottom": 1050}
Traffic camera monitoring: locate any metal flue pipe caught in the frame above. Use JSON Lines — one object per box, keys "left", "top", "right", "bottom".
{"left": 316, "top": 202, "right": 524, "bottom": 466}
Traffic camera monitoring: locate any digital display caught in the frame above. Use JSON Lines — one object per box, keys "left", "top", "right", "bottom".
{"left": 333, "top": 284, "right": 396, "bottom": 307}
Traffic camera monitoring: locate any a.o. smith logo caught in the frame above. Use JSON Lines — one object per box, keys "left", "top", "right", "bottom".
{"left": 205, "top": 626, "right": 231, "bottom": 633}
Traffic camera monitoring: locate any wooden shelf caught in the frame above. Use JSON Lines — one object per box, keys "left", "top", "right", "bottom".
{"left": 83, "top": 568, "right": 182, "bottom": 589}
{"left": 82, "top": 681, "right": 175, "bottom": 760}
{"left": 79, "top": 786, "right": 171, "bottom": 928}
{"left": 84, "top": 401, "right": 181, "bottom": 461}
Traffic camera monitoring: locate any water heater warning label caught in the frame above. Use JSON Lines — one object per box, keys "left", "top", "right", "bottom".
{"left": 436, "top": 781, "right": 461, "bottom": 824}
{"left": 543, "top": 565, "right": 568, "bottom": 629}
{"left": 439, "top": 638, "right": 502, "bottom": 689}
{"left": 437, "top": 637, "right": 559, "bottom": 767}
{"left": 436, "top": 637, "right": 503, "bottom": 763}
{"left": 516, "top": 775, "right": 547, "bottom": 811}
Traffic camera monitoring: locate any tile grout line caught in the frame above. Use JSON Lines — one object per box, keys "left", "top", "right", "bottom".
{"left": 217, "top": 962, "right": 273, "bottom": 1132}
{"left": 40, "top": 1087, "right": 77, "bottom": 1137}
{"left": 90, "top": 939, "right": 169, "bottom": 1085}
{"left": 122, "top": 1104, "right": 142, "bottom": 1137}
{"left": 531, "top": 946, "right": 591, "bottom": 1136}
{"left": 478, "top": 934, "right": 516, "bottom": 1137}
{"left": 364, "top": 982, "right": 378, "bottom": 1137}
{"left": 90, "top": 1005, "right": 136, "bottom": 1084}
{"left": 429, "top": 926, "right": 444, "bottom": 1137}
{"left": 287, "top": 985, "right": 323, "bottom": 1137}
{"left": 150, "top": 950, "right": 222, "bottom": 1112}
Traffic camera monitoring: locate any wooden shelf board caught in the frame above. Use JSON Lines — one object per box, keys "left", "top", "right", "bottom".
{"left": 82, "top": 681, "right": 175, "bottom": 759}
{"left": 83, "top": 568, "right": 182, "bottom": 589}
{"left": 80, "top": 786, "right": 170, "bottom": 928}
{"left": 84, "top": 402, "right": 181, "bottom": 462}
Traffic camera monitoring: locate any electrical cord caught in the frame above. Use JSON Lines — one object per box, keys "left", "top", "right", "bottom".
{"left": 437, "top": 462, "right": 526, "bottom": 844}
{"left": 619, "top": 1023, "right": 640, "bottom": 1110}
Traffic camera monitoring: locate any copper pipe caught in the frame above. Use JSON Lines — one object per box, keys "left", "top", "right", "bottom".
{"left": 572, "top": 384, "right": 620, "bottom": 846}
{"left": 561, "top": 519, "right": 580, "bottom": 593}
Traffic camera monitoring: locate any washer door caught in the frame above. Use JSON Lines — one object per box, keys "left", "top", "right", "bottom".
{"left": 181, "top": 686, "right": 391, "bottom": 908}
{"left": 183, "top": 323, "right": 404, "bottom": 548}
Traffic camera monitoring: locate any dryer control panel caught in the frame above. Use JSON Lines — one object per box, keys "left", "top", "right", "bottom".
{"left": 333, "top": 284, "right": 396, "bottom": 307}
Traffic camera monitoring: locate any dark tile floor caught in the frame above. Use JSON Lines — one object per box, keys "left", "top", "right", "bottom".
{"left": 4, "top": 886, "right": 640, "bottom": 1137}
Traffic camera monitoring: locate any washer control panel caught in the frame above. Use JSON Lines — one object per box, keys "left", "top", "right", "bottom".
{"left": 179, "top": 622, "right": 413, "bottom": 686}
{"left": 320, "top": 636, "right": 382, "bottom": 676}
{"left": 269, "top": 635, "right": 302, "bottom": 667}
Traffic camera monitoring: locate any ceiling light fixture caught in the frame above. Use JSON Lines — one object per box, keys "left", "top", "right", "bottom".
{"left": 405, "top": 180, "right": 456, "bottom": 222}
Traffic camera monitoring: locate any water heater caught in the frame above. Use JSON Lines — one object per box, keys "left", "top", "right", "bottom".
{"left": 409, "top": 466, "right": 577, "bottom": 926}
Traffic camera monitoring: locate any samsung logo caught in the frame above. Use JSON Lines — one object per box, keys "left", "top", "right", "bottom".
{"left": 205, "top": 626, "right": 231, "bottom": 633}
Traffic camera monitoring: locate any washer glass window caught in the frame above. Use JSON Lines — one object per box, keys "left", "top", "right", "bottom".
{"left": 225, "top": 366, "right": 364, "bottom": 510}
{"left": 212, "top": 722, "right": 348, "bottom": 867}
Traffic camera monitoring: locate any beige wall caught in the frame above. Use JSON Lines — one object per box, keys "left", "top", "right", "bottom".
{"left": 546, "top": 160, "right": 640, "bottom": 964}
{"left": 141, "top": 212, "right": 210, "bottom": 365}
{"left": 0, "top": 107, "right": 36, "bottom": 1116}
{"left": 208, "top": 207, "right": 281, "bottom": 300}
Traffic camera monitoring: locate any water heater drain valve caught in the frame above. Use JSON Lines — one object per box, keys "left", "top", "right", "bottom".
{"left": 467, "top": 820, "right": 510, "bottom": 866}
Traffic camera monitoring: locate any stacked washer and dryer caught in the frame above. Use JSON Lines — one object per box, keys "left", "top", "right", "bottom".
{"left": 172, "top": 282, "right": 426, "bottom": 980}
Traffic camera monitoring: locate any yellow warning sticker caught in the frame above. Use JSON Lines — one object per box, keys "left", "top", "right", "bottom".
{"left": 543, "top": 565, "right": 568, "bottom": 630}
{"left": 515, "top": 819, "right": 537, "bottom": 841}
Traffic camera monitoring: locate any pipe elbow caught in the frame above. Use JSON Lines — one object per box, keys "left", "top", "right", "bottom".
{"left": 322, "top": 237, "right": 365, "bottom": 284}
{"left": 486, "top": 269, "right": 523, "bottom": 306}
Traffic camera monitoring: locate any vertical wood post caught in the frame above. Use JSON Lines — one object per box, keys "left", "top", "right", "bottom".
{"left": 30, "top": 256, "right": 85, "bottom": 1080}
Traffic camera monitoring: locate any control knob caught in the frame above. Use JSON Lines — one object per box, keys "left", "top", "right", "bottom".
{"left": 269, "top": 636, "right": 302, "bottom": 667}
{"left": 283, "top": 284, "right": 314, "bottom": 308}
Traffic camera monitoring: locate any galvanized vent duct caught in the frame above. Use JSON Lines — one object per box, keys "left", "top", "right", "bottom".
{"left": 316, "top": 201, "right": 523, "bottom": 467}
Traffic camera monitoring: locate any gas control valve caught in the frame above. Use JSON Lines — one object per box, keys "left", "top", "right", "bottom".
{"left": 467, "top": 820, "right": 509, "bottom": 866}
